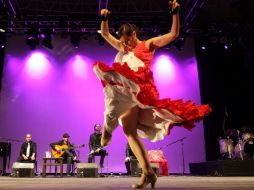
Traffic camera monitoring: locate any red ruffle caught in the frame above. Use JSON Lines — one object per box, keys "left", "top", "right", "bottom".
{"left": 94, "top": 61, "right": 212, "bottom": 130}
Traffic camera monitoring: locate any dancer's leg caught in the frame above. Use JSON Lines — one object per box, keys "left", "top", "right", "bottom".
{"left": 120, "top": 106, "right": 153, "bottom": 175}
{"left": 120, "top": 106, "right": 157, "bottom": 188}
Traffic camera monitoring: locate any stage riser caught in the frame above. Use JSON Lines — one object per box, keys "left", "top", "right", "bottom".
{"left": 138, "top": 163, "right": 160, "bottom": 177}
{"left": 12, "top": 163, "right": 35, "bottom": 178}
{"left": 189, "top": 160, "right": 254, "bottom": 176}
{"left": 76, "top": 163, "right": 98, "bottom": 178}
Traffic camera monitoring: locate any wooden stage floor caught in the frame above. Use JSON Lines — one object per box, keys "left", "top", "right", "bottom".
{"left": 0, "top": 176, "right": 254, "bottom": 190}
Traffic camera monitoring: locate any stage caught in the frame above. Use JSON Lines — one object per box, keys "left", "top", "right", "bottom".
{"left": 0, "top": 176, "right": 254, "bottom": 190}
{"left": 1, "top": 1, "right": 254, "bottom": 190}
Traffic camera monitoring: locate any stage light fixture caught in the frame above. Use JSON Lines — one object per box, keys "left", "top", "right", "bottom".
{"left": 41, "top": 29, "right": 54, "bottom": 50}
{"left": 70, "top": 32, "right": 82, "bottom": 48}
{"left": 25, "top": 23, "right": 39, "bottom": 50}
{"left": 0, "top": 19, "right": 8, "bottom": 33}
{"left": 173, "top": 37, "right": 186, "bottom": 51}
{"left": 0, "top": 33, "right": 6, "bottom": 48}
{"left": 26, "top": 34, "right": 39, "bottom": 50}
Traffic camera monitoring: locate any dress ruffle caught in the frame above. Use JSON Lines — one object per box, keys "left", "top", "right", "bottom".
{"left": 94, "top": 61, "right": 212, "bottom": 132}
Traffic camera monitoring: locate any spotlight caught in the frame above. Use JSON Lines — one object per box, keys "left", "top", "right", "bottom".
{"left": 25, "top": 23, "right": 39, "bottom": 50}
{"left": 26, "top": 35, "right": 39, "bottom": 50}
{"left": 224, "top": 43, "right": 233, "bottom": 50}
{"left": 198, "top": 39, "right": 208, "bottom": 51}
{"left": 173, "top": 37, "right": 185, "bottom": 51}
{"left": 41, "top": 29, "right": 53, "bottom": 50}
{"left": 0, "top": 33, "right": 6, "bottom": 48}
{"left": 0, "top": 6, "right": 8, "bottom": 32}
{"left": 70, "top": 32, "right": 81, "bottom": 48}
{"left": 0, "top": 19, "right": 8, "bottom": 33}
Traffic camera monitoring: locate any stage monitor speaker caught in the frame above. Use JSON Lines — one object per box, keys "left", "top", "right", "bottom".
{"left": 12, "top": 162, "right": 35, "bottom": 177}
{"left": 189, "top": 160, "right": 254, "bottom": 176}
{"left": 77, "top": 163, "right": 98, "bottom": 178}
{"left": 138, "top": 163, "right": 160, "bottom": 177}
{"left": 130, "top": 159, "right": 139, "bottom": 176}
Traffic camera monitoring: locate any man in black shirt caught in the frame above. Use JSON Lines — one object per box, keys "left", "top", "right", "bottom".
{"left": 88, "top": 124, "right": 107, "bottom": 168}
{"left": 50, "top": 133, "right": 77, "bottom": 176}
{"left": 125, "top": 143, "right": 137, "bottom": 175}
{"left": 17, "top": 133, "right": 37, "bottom": 163}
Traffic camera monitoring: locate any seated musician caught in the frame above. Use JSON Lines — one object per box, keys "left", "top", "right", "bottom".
{"left": 17, "top": 133, "right": 37, "bottom": 163}
{"left": 88, "top": 124, "right": 107, "bottom": 168}
{"left": 125, "top": 142, "right": 137, "bottom": 175}
{"left": 50, "top": 133, "right": 78, "bottom": 176}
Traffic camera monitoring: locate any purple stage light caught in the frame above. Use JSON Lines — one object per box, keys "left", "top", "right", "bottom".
{"left": 72, "top": 55, "right": 88, "bottom": 78}
{"left": 25, "top": 52, "right": 51, "bottom": 79}
{"left": 201, "top": 46, "right": 206, "bottom": 50}
{"left": 39, "top": 33, "right": 46, "bottom": 39}
{"left": 152, "top": 55, "right": 176, "bottom": 84}
{"left": 224, "top": 45, "right": 228, "bottom": 49}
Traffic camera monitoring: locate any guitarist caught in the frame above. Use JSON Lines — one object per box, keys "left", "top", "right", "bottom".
{"left": 50, "top": 133, "right": 78, "bottom": 176}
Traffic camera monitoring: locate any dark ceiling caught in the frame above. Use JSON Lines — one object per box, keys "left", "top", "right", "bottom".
{"left": 0, "top": 0, "right": 253, "bottom": 37}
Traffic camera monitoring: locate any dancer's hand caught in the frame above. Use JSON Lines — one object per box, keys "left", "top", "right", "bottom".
{"left": 168, "top": 0, "right": 180, "bottom": 12}
{"left": 100, "top": 9, "right": 111, "bottom": 17}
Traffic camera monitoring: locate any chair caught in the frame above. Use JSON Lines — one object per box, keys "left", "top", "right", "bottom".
{"left": 148, "top": 150, "right": 169, "bottom": 176}
{"left": 68, "top": 150, "right": 81, "bottom": 174}
{"left": 91, "top": 151, "right": 109, "bottom": 176}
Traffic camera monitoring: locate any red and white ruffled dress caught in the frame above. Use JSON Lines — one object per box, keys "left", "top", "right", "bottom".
{"left": 93, "top": 41, "right": 212, "bottom": 142}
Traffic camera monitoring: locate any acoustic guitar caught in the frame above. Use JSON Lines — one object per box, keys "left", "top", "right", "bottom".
{"left": 52, "top": 144, "right": 85, "bottom": 158}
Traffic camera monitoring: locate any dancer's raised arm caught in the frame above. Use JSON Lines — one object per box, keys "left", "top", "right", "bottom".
{"left": 147, "top": 0, "right": 180, "bottom": 51}
{"left": 100, "top": 9, "right": 124, "bottom": 52}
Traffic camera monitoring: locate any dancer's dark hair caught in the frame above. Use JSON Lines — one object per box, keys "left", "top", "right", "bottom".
{"left": 117, "top": 23, "right": 140, "bottom": 38}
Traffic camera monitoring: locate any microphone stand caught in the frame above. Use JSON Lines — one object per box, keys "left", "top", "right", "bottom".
{"left": 158, "top": 137, "right": 187, "bottom": 175}
{"left": 0, "top": 137, "right": 22, "bottom": 174}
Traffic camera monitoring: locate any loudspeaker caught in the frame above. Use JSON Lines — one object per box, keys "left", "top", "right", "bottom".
{"left": 77, "top": 163, "right": 98, "bottom": 178}
{"left": 189, "top": 160, "right": 254, "bottom": 176}
{"left": 12, "top": 162, "right": 35, "bottom": 177}
{"left": 138, "top": 163, "right": 160, "bottom": 177}
{"left": 130, "top": 159, "right": 139, "bottom": 176}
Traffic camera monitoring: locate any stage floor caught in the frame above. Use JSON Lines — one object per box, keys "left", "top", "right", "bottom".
{"left": 0, "top": 176, "right": 254, "bottom": 190}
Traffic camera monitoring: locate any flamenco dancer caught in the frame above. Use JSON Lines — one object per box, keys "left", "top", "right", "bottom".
{"left": 93, "top": 0, "right": 212, "bottom": 188}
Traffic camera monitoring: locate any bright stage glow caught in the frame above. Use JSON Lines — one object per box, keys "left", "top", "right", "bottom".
{"left": 71, "top": 55, "right": 88, "bottom": 78}
{"left": 25, "top": 52, "right": 51, "bottom": 79}
{"left": 152, "top": 55, "right": 176, "bottom": 84}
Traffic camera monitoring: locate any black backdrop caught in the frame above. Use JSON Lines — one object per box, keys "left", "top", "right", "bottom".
{"left": 195, "top": 38, "right": 254, "bottom": 161}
